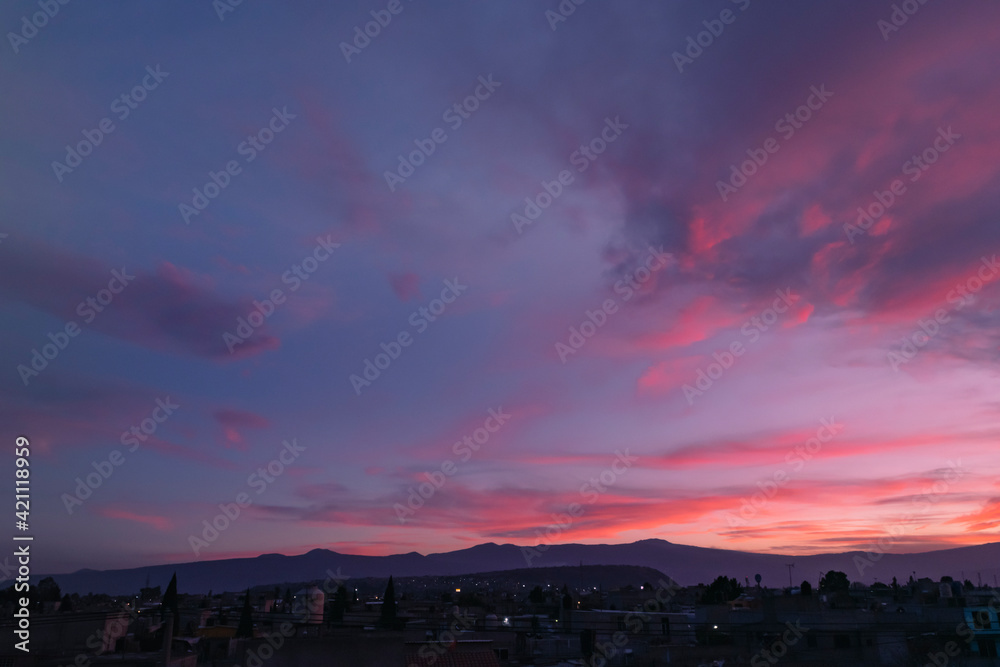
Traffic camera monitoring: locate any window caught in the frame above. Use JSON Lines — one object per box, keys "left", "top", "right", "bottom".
{"left": 979, "top": 639, "right": 998, "bottom": 658}
{"left": 494, "top": 648, "right": 509, "bottom": 660}
{"left": 617, "top": 615, "right": 626, "bottom": 631}
{"left": 973, "top": 610, "right": 992, "bottom": 630}
{"left": 661, "top": 617, "right": 671, "bottom": 637}
{"left": 834, "top": 634, "right": 851, "bottom": 649}
{"left": 806, "top": 635, "right": 818, "bottom": 648}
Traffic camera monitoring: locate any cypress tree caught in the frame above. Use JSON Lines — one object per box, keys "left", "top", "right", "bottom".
{"left": 161, "top": 573, "right": 180, "bottom": 635}
{"left": 236, "top": 589, "right": 254, "bottom": 638}
{"left": 379, "top": 576, "right": 397, "bottom": 628}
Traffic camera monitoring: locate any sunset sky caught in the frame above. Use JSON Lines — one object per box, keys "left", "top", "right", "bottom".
{"left": 2, "top": 1, "right": 1000, "bottom": 575}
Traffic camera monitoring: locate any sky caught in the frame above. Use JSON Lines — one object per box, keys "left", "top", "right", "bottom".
{"left": 2, "top": 1, "right": 1000, "bottom": 575}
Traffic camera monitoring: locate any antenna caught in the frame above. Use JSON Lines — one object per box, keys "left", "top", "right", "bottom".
{"left": 785, "top": 564, "right": 795, "bottom": 588}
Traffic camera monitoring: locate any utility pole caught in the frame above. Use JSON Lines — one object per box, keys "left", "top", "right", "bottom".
{"left": 785, "top": 564, "right": 795, "bottom": 588}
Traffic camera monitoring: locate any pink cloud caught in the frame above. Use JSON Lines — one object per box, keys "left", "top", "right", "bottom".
{"left": 97, "top": 507, "right": 173, "bottom": 531}
{"left": 388, "top": 272, "right": 421, "bottom": 301}
{"left": 213, "top": 408, "right": 270, "bottom": 450}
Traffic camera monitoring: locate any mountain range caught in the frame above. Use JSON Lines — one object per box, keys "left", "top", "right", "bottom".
{"left": 39, "top": 539, "right": 1000, "bottom": 595}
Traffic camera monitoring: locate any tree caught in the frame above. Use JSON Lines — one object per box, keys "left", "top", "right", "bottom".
{"left": 38, "top": 577, "right": 61, "bottom": 602}
{"left": 161, "top": 573, "right": 180, "bottom": 636}
{"left": 59, "top": 593, "right": 74, "bottom": 612}
{"left": 379, "top": 577, "right": 397, "bottom": 629}
{"left": 331, "top": 585, "right": 348, "bottom": 622}
{"left": 529, "top": 585, "right": 546, "bottom": 605}
{"left": 236, "top": 589, "right": 254, "bottom": 638}
{"left": 964, "top": 579, "right": 975, "bottom": 591}
{"left": 701, "top": 576, "right": 744, "bottom": 604}
{"left": 819, "top": 570, "right": 850, "bottom": 593}
{"left": 800, "top": 581, "right": 812, "bottom": 597}
{"left": 561, "top": 585, "right": 573, "bottom": 610}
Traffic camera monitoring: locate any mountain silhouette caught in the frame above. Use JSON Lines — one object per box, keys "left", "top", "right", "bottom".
{"left": 40, "top": 539, "right": 1000, "bottom": 594}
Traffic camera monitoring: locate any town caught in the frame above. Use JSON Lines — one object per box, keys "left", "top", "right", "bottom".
{"left": 3, "top": 565, "right": 999, "bottom": 666}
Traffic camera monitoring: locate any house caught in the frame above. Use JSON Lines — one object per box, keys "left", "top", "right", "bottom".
{"left": 963, "top": 605, "right": 1000, "bottom": 658}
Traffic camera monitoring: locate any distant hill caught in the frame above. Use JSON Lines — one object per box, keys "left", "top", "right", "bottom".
{"left": 257, "top": 565, "right": 673, "bottom": 598}
{"left": 424, "top": 564, "right": 673, "bottom": 591}
{"left": 37, "top": 539, "right": 1000, "bottom": 595}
